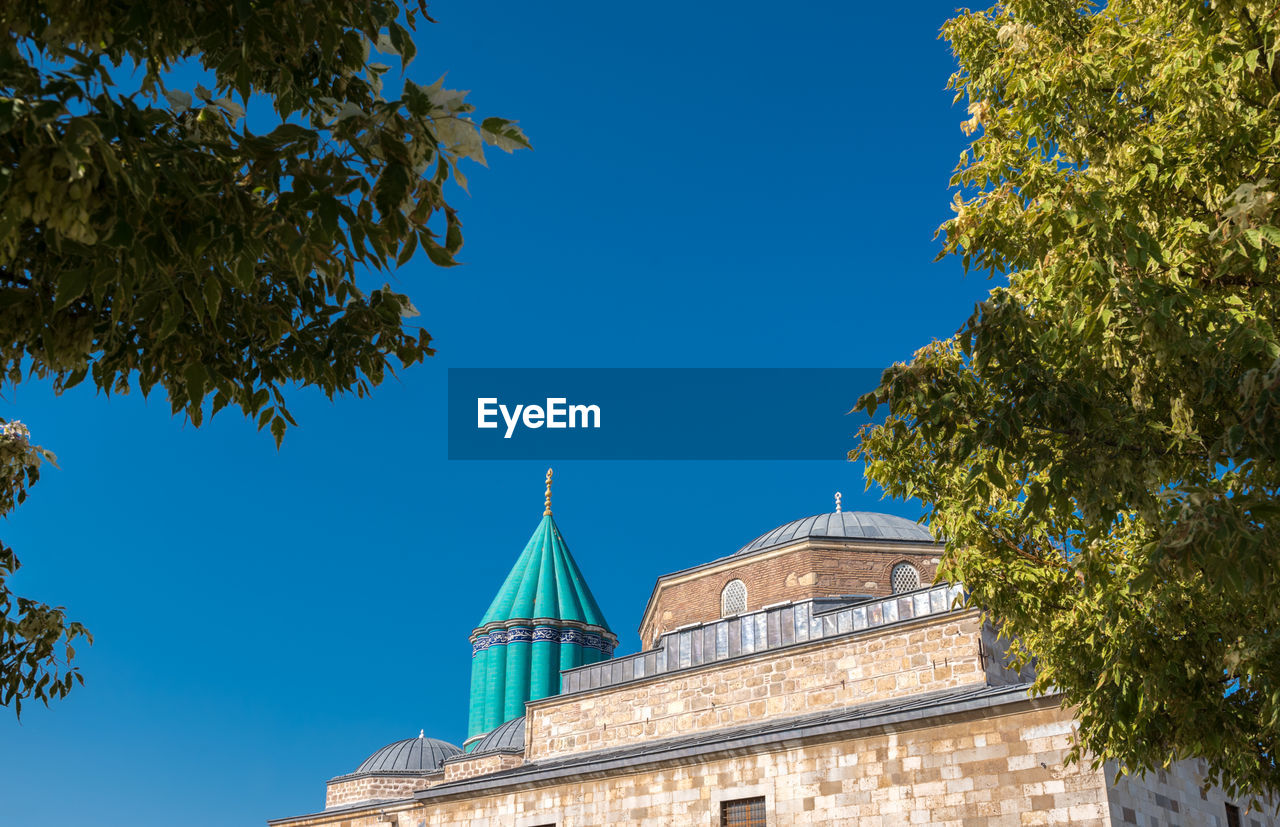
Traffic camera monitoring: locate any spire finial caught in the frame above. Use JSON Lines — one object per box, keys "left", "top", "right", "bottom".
{"left": 544, "top": 468, "right": 554, "bottom": 515}
{"left": 835, "top": 491, "right": 842, "bottom": 513}
{"left": 418, "top": 729, "right": 424, "bottom": 738}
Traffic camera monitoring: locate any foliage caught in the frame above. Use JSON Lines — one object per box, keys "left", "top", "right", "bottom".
{"left": 0, "top": 0, "right": 528, "bottom": 438}
{"left": 0, "top": 0, "right": 527, "bottom": 714}
{"left": 854, "top": 0, "right": 1280, "bottom": 802}
{"left": 0, "top": 421, "right": 88, "bottom": 716}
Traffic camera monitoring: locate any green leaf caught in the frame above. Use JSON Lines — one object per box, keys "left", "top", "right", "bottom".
{"left": 396, "top": 232, "right": 418, "bottom": 266}
{"left": 164, "top": 89, "right": 192, "bottom": 113}
{"left": 480, "top": 117, "right": 532, "bottom": 152}
{"left": 233, "top": 256, "right": 255, "bottom": 290}
{"left": 203, "top": 277, "right": 222, "bottom": 323}
{"left": 423, "top": 239, "right": 456, "bottom": 268}
{"left": 183, "top": 363, "right": 207, "bottom": 405}
{"left": 318, "top": 196, "right": 339, "bottom": 238}
{"left": 54, "top": 269, "right": 91, "bottom": 310}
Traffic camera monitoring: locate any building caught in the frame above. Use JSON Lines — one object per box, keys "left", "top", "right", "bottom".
{"left": 270, "top": 477, "right": 1275, "bottom": 826}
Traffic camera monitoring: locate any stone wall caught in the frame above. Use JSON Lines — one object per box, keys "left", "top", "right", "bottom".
{"left": 526, "top": 611, "right": 985, "bottom": 762}
{"left": 443, "top": 753, "right": 525, "bottom": 783}
{"left": 273, "top": 701, "right": 1110, "bottom": 826}
{"left": 1106, "top": 759, "right": 1279, "bottom": 827}
{"left": 639, "top": 541, "right": 942, "bottom": 646}
{"left": 323, "top": 773, "right": 442, "bottom": 809}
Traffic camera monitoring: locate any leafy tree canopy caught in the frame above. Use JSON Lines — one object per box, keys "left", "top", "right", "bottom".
{"left": 0, "top": 0, "right": 527, "bottom": 714}
{"left": 856, "top": 0, "right": 1280, "bottom": 802}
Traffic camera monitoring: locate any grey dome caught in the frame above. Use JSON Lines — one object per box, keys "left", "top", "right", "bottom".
{"left": 355, "top": 734, "right": 461, "bottom": 774}
{"left": 736, "top": 511, "right": 934, "bottom": 555}
{"left": 470, "top": 716, "right": 525, "bottom": 755}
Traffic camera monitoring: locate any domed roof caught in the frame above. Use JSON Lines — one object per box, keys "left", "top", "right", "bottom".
{"left": 478, "top": 514, "right": 611, "bottom": 630}
{"left": 736, "top": 511, "right": 934, "bottom": 555}
{"left": 469, "top": 716, "right": 526, "bottom": 755}
{"left": 354, "top": 733, "right": 461, "bottom": 774}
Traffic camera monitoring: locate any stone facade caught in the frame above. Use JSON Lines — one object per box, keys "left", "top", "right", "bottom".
{"left": 273, "top": 509, "right": 1276, "bottom": 827}
{"left": 276, "top": 603, "right": 1277, "bottom": 827}
{"left": 638, "top": 540, "right": 942, "bottom": 646}
{"left": 323, "top": 772, "right": 444, "bottom": 809}
{"left": 443, "top": 753, "right": 525, "bottom": 783}
{"left": 1106, "top": 760, "right": 1278, "bottom": 827}
{"left": 526, "top": 611, "right": 985, "bottom": 761}
{"left": 277, "top": 700, "right": 1118, "bottom": 826}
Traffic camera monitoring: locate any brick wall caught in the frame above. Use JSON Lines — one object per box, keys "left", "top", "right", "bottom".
{"left": 273, "top": 702, "right": 1113, "bottom": 826}
{"left": 526, "top": 611, "right": 985, "bottom": 762}
{"left": 639, "top": 541, "right": 942, "bottom": 646}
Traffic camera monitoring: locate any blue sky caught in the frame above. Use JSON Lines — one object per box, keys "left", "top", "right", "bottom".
{"left": 1, "top": 2, "right": 996, "bottom": 824}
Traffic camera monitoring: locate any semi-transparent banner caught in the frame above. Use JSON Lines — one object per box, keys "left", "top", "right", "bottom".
{"left": 447, "top": 368, "right": 885, "bottom": 460}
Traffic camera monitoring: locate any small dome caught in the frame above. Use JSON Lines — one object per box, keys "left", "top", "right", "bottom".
{"left": 355, "top": 733, "right": 461, "bottom": 774}
{"left": 736, "top": 511, "right": 933, "bottom": 555}
{"left": 470, "top": 716, "right": 525, "bottom": 755}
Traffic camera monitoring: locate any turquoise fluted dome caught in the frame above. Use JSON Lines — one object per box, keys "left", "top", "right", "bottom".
{"left": 478, "top": 514, "right": 610, "bottom": 627}
{"left": 466, "top": 511, "right": 615, "bottom": 748}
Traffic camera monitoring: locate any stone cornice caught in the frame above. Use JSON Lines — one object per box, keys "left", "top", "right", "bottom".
{"left": 324, "top": 768, "right": 444, "bottom": 785}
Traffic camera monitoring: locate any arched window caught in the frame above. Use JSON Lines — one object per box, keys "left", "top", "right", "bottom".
{"left": 891, "top": 563, "right": 920, "bottom": 594}
{"left": 721, "top": 579, "right": 747, "bottom": 616}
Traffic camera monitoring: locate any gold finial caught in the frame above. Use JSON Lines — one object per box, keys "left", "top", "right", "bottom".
{"left": 544, "top": 468, "right": 554, "bottom": 515}
{"left": 835, "top": 492, "right": 842, "bottom": 513}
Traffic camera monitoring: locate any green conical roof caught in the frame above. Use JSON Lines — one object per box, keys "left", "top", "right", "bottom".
{"left": 478, "top": 514, "right": 611, "bottom": 630}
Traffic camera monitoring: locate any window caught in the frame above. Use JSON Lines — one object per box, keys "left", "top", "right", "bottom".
{"left": 721, "top": 796, "right": 766, "bottom": 827}
{"left": 891, "top": 563, "right": 920, "bottom": 594}
{"left": 1225, "top": 803, "right": 1241, "bottom": 827}
{"left": 721, "top": 579, "right": 747, "bottom": 616}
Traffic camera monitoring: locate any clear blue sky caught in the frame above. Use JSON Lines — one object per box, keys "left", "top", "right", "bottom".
{"left": 1, "top": 2, "right": 996, "bottom": 823}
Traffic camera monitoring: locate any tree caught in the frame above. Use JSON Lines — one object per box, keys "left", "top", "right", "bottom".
{"left": 854, "top": 0, "right": 1280, "bottom": 802}
{"left": 0, "top": 0, "right": 527, "bottom": 714}
{"left": 1, "top": 420, "right": 85, "bottom": 716}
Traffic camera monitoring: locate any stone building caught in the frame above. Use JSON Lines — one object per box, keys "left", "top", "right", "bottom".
{"left": 270, "top": 480, "right": 1276, "bottom": 827}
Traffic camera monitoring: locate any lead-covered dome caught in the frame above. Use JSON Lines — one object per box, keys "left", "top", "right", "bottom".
{"left": 354, "top": 733, "right": 461, "bottom": 774}
{"left": 469, "top": 716, "right": 526, "bottom": 756}
{"left": 736, "top": 511, "right": 933, "bottom": 555}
